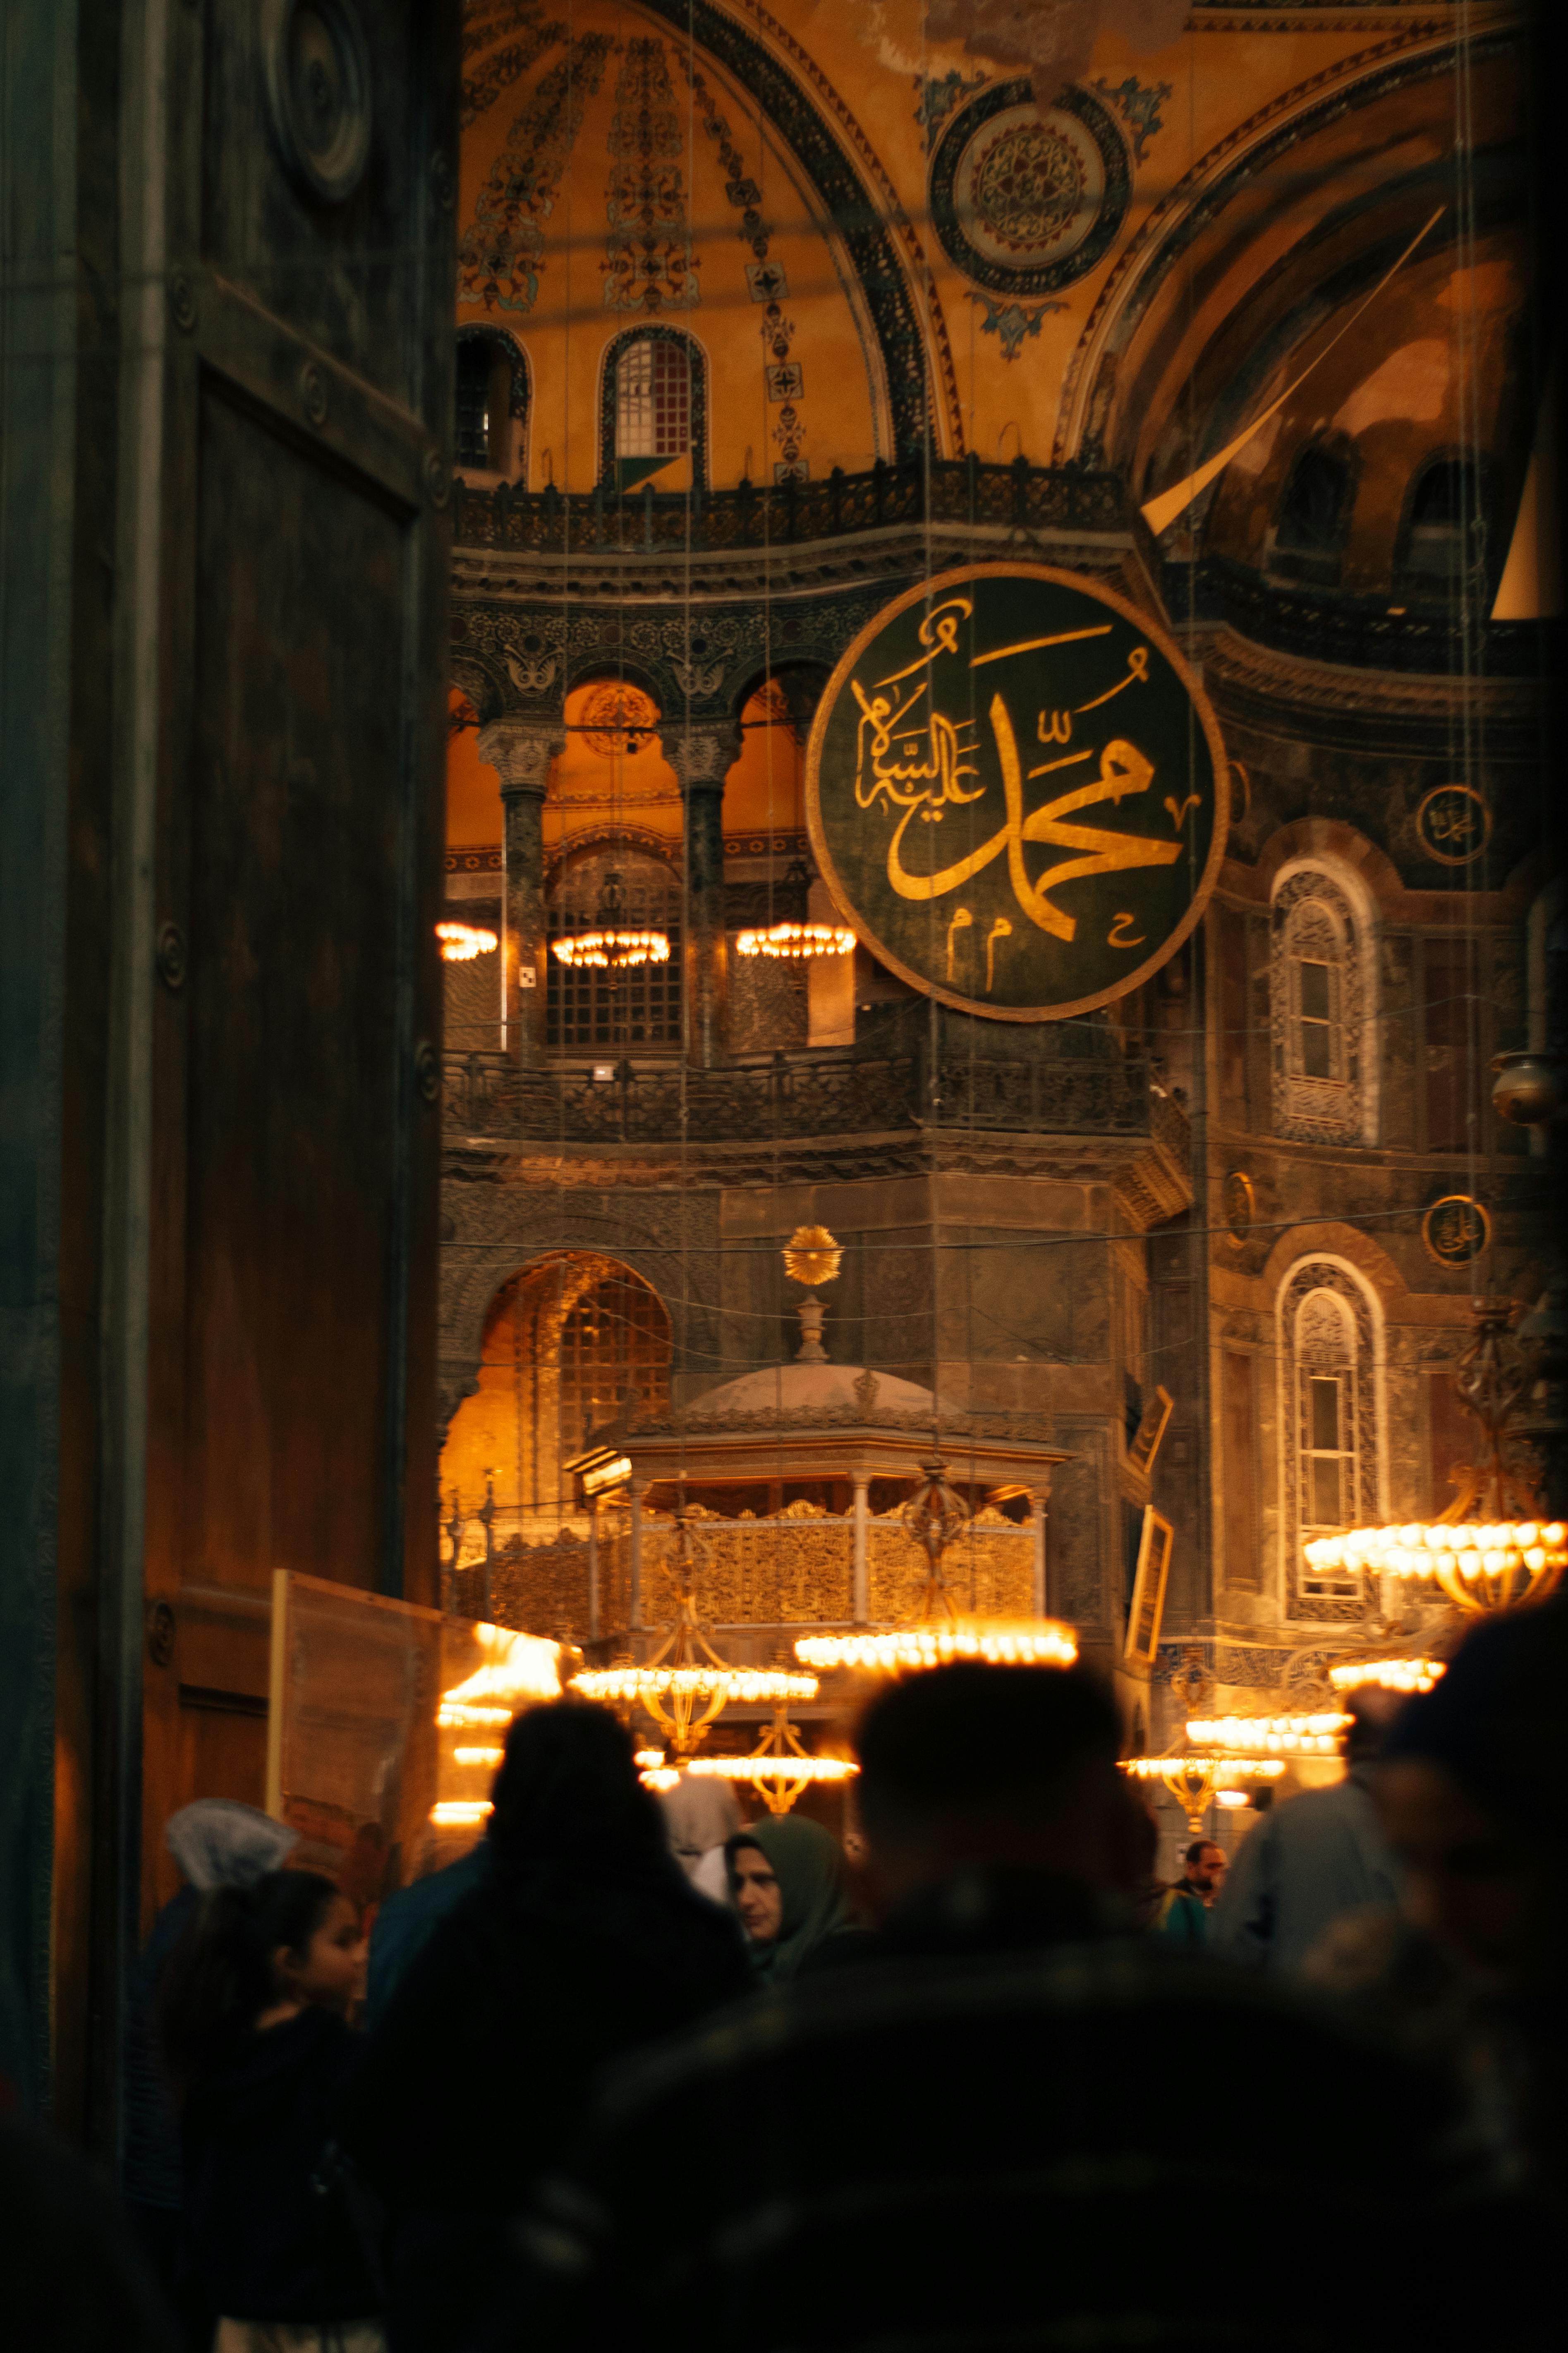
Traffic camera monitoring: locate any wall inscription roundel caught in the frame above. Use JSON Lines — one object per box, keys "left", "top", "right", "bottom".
{"left": 929, "top": 81, "right": 1130, "bottom": 295}
{"left": 805, "top": 564, "right": 1228, "bottom": 1023}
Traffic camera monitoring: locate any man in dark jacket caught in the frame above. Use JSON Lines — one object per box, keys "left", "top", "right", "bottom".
{"left": 491, "top": 1663, "right": 1488, "bottom": 2353}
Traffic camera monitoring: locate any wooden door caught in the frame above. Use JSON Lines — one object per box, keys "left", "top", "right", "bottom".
{"left": 136, "top": 6, "right": 456, "bottom": 1934}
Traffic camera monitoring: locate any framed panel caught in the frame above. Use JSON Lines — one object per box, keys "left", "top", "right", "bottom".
{"left": 1124, "top": 1507, "right": 1174, "bottom": 1667}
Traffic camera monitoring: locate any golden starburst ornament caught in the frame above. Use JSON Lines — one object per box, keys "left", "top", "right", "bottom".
{"left": 783, "top": 1226, "right": 843, "bottom": 1286}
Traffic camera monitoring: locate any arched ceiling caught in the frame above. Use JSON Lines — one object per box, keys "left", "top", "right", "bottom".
{"left": 455, "top": 2, "right": 1535, "bottom": 591}
{"left": 1070, "top": 31, "right": 1532, "bottom": 568}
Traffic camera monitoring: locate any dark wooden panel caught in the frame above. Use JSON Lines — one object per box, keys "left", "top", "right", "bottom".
{"left": 184, "top": 384, "right": 408, "bottom": 1593}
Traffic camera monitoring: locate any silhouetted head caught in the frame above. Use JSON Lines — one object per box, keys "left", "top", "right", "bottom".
{"left": 1378, "top": 1597, "right": 1568, "bottom": 1984}
{"left": 488, "top": 1697, "right": 666, "bottom": 1867}
{"left": 852, "top": 1663, "right": 1143, "bottom": 1915}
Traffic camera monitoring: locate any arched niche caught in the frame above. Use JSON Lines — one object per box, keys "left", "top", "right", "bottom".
{"left": 438, "top": 1253, "right": 673, "bottom": 1540}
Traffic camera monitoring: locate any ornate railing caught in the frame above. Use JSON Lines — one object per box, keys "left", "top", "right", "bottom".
{"left": 1190, "top": 554, "right": 1542, "bottom": 679}
{"left": 470, "top": 1511, "right": 1036, "bottom": 1650}
{"left": 443, "top": 1042, "right": 1185, "bottom": 1154}
{"left": 452, "top": 456, "right": 1128, "bottom": 557}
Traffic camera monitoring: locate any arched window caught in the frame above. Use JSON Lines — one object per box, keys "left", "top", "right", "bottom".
{"left": 1398, "top": 457, "right": 1491, "bottom": 592}
{"left": 1269, "top": 446, "right": 1352, "bottom": 585}
{"left": 454, "top": 329, "right": 529, "bottom": 477}
{"left": 1280, "top": 1264, "right": 1381, "bottom": 1620}
{"left": 547, "top": 844, "right": 682, "bottom": 1054}
{"left": 601, "top": 330, "right": 706, "bottom": 491}
{"left": 1271, "top": 870, "right": 1369, "bottom": 1145}
{"left": 440, "top": 1253, "right": 671, "bottom": 1534}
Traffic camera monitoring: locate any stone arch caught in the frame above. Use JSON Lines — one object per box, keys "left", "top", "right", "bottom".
{"left": 598, "top": 324, "right": 710, "bottom": 493}
{"left": 1269, "top": 852, "right": 1381, "bottom": 1147}
{"left": 454, "top": 322, "right": 531, "bottom": 480}
{"left": 1275, "top": 1251, "right": 1388, "bottom": 1624}
{"left": 438, "top": 1248, "right": 674, "bottom": 1530}
{"left": 1052, "top": 33, "right": 1521, "bottom": 475}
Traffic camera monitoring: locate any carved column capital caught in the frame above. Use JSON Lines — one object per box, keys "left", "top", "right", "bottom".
{"left": 477, "top": 719, "right": 562, "bottom": 797}
{"left": 667, "top": 717, "right": 742, "bottom": 791}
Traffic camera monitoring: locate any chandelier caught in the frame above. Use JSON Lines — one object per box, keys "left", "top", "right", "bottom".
{"left": 686, "top": 1704, "right": 859, "bottom": 1816}
{"left": 1304, "top": 1299, "right": 1566, "bottom": 1612}
{"left": 1123, "top": 1755, "right": 1286, "bottom": 1838}
{"left": 551, "top": 869, "right": 670, "bottom": 971}
{"left": 1185, "top": 1713, "right": 1351, "bottom": 1758}
{"left": 572, "top": 1516, "right": 815, "bottom": 1755}
{"left": 797, "top": 1622, "right": 1077, "bottom": 1672}
{"left": 736, "top": 922, "right": 855, "bottom": 960}
{"left": 436, "top": 920, "right": 498, "bottom": 961}
{"left": 794, "top": 1457, "right": 1077, "bottom": 1675}
{"left": 1328, "top": 1658, "right": 1446, "bottom": 1695}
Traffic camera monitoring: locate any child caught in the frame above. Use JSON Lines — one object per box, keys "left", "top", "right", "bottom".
{"left": 158, "top": 1868, "right": 381, "bottom": 2353}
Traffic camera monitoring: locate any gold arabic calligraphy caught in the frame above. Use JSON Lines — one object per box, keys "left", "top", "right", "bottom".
{"left": 851, "top": 640, "right": 1183, "bottom": 945}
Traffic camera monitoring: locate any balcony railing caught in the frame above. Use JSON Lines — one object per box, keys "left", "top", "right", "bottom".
{"left": 443, "top": 1043, "right": 1187, "bottom": 1157}
{"left": 452, "top": 456, "right": 1128, "bottom": 558}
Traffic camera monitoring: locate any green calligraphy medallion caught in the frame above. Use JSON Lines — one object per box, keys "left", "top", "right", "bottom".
{"left": 805, "top": 563, "right": 1229, "bottom": 1020}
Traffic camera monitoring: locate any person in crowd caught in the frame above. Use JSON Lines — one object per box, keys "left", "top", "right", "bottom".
{"left": 1154, "top": 1838, "right": 1227, "bottom": 1944}
{"left": 1324, "top": 1597, "right": 1568, "bottom": 2211}
{"left": 157, "top": 1869, "right": 378, "bottom": 2353}
{"left": 364, "top": 1835, "right": 489, "bottom": 2029}
{"left": 338, "top": 1699, "right": 752, "bottom": 2353}
{"left": 491, "top": 1663, "right": 1480, "bottom": 2353}
{"left": 124, "top": 1800, "right": 300, "bottom": 2347}
{"left": 725, "top": 1816, "right": 853, "bottom": 1983}
{"left": 1209, "top": 1688, "right": 1401, "bottom": 1972}
{"left": 659, "top": 1773, "right": 741, "bottom": 1903}
{"left": 1, "top": 2113, "right": 176, "bottom": 2351}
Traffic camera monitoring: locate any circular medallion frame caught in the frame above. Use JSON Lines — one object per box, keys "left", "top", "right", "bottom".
{"left": 263, "top": 0, "right": 373, "bottom": 207}
{"left": 929, "top": 79, "right": 1130, "bottom": 296}
{"left": 1222, "top": 1169, "right": 1256, "bottom": 1243}
{"left": 1421, "top": 1193, "right": 1491, "bottom": 1269}
{"left": 804, "top": 562, "right": 1230, "bottom": 1023}
{"left": 1415, "top": 781, "right": 1491, "bottom": 867}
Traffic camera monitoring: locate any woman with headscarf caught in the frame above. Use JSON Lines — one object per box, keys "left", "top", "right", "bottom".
{"left": 724, "top": 1816, "right": 855, "bottom": 1984}
{"left": 339, "top": 1701, "right": 752, "bottom": 2353}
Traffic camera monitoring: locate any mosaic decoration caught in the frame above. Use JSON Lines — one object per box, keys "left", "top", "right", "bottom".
{"left": 463, "top": 1, "right": 553, "bottom": 60}
{"left": 578, "top": 682, "right": 660, "bottom": 758}
{"left": 805, "top": 563, "right": 1227, "bottom": 1022}
{"left": 1087, "top": 74, "right": 1171, "bottom": 165}
{"left": 636, "top": 0, "right": 934, "bottom": 456}
{"left": 966, "top": 291, "right": 1067, "bottom": 362}
{"left": 914, "top": 67, "right": 989, "bottom": 151}
{"left": 458, "top": 35, "right": 613, "bottom": 312}
{"left": 677, "top": 53, "right": 808, "bottom": 484}
{"left": 603, "top": 38, "right": 700, "bottom": 314}
{"left": 929, "top": 79, "right": 1130, "bottom": 297}
{"left": 460, "top": 13, "right": 565, "bottom": 131}
{"left": 1422, "top": 1195, "right": 1490, "bottom": 1269}
{"left": 1415, "top": 781, "right": 1491, "bottom": 866}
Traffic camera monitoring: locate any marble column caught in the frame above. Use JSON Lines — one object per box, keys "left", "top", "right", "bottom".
{"left": 852, "top": 1471, "right": 870, "bottom": 1624}
{"left": 1030, "top": 1481, "right": 1051, "bottom": 1617}
{"left": 670, "top": 719, "right": 739, "bottom": 1069}
{"left": 629, "top": 1474, "right": 645, "bottom": 1631}
{"left": 476, "top": 718, "right": 561, "bottom": 1064}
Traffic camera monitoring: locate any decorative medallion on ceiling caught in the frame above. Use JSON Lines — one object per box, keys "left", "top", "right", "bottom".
{"left": 804, "top": 563, "right": 1228, "bottom": 1023}
{"left": 578, "top": 682, "right": 659, "bottom": 757}
{"left": 928, "top": 79, "right": 1129, "bottom": 296}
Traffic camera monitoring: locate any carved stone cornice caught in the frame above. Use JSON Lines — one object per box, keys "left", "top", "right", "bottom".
{"left": 1196, "top": 621, "right": 1544, "bottom": 757}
